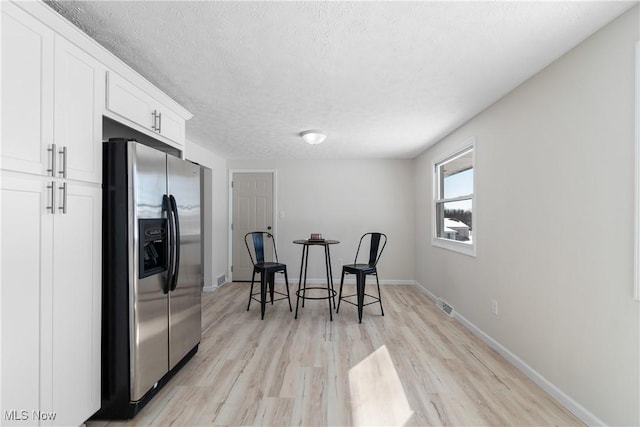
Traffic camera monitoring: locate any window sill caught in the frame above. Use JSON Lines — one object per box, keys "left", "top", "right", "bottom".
{"left": 432, "top": 237, "right": 476, "bottom": 257}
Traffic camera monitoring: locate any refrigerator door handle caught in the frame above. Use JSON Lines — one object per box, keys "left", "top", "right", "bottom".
{"left": 162, "top": 194, "right": 173, "bottom": 294}
{"left": 169, "top": 195, "right": 181, "bottom": 292}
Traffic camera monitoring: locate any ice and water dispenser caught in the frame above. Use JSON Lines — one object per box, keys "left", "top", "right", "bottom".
{"left": 139, "top": 218, "right": 168, "bottom": 278}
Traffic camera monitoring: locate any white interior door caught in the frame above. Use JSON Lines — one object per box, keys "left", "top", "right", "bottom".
{"left": 231, "top": 172, "right": 274, "bottom": 281}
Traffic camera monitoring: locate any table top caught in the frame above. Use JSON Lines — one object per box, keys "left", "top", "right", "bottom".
{"left": 293, "top": 239, "right": 339, "bottom": 245}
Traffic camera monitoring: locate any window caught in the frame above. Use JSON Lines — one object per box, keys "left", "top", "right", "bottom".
{"left": 433, "top": 140, "right": 475, "bottom": 255}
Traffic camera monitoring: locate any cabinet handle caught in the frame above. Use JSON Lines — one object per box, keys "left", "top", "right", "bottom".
{"left": 58, "top": 182, "right": 67, "bottom": 214}
{"left": 58, "top": 146, "right": 67, "bottom": 178}
{"left": 150, "top": 110, "right": 162, "bottom": 133}
{"left": 46, "top": 181, "right": 56, "bottom": 214}
{"left": 47, "top": 144, "right": 57, "bottom": 176}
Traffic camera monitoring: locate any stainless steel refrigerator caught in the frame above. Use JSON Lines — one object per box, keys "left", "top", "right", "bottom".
{"left": 96, "top": 139, "right": 202, "bottom": 419}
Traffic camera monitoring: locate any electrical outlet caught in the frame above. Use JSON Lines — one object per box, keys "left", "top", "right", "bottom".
{"left": 491, "top": 299, "right": 499, "bottom": 316}
{"left": 337, "top": 258, "right": 343, "bottom": 267}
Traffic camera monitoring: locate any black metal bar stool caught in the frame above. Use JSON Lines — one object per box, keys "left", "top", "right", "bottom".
{"left": 337, "top": 232, "right": 387, "bottom": 323}
{"left": 245, "top": 231, "right": 292, "bottom": 319}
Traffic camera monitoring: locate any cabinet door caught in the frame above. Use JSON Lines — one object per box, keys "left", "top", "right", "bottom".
{"left": 106, "top": 71, "right": 186, "bottom": 147}
{"left": 106, "top": 71, "right": 156, "bottom": 132}
{"left": 0, "top": 173, "right": 54, "bottom": 426}
{"left": 51, "top": 183, "right": 101, "bottom": 427}
{"left": 157, "top": 106, "right": 185, "bottom": 146}
{"left": 1, "top": 2, "right": 54, "bottom": 176}
{"left": 54, "top": 36, "right": 104, "bottom": 183}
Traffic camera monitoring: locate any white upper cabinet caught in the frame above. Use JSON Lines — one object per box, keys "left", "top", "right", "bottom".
{"left": 1, "top": 2, "right": 54, "bottom": 176}
{"left": 154, "top": 104, "right": 185, "bottom": 145}
{"left": 106, "top": 71, "right": 186, "bottom": 147}
{"left": 1, "top": 3, "right": 104, "bottom": 184}
{"left": 54, "top": 35, "right": 105, "bottom": 184}
{"left": 106, "top": 71, "right": 156, "bottom": 133}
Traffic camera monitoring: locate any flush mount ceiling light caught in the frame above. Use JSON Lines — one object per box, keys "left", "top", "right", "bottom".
{"left": 300, "top": 130, "right": 327, "bottom": 145}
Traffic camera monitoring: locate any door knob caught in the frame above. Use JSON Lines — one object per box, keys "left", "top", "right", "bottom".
{"left": 267, "top": 226, "right": 272, "bottom": 230}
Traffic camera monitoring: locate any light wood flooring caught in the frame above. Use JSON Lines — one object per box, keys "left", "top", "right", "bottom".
{"left": 89, "top": 283, "right": 583, "bottom": 426}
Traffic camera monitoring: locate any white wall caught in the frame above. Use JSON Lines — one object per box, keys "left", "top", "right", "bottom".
{"left": 185, "top": 140, "right": 229, "bottom": 289}
{"left": 227, "top": 159, "right": 415, "bottom": 283}
{"left": 414, "top": 7, "right": 639, "bottom": 426}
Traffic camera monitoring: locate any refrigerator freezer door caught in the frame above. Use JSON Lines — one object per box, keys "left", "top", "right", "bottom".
{"left": 129, "top": 142, "right": 170, "bottom": 401}
{"left": 167, "top": 155, "right": 202, "bottom": 369}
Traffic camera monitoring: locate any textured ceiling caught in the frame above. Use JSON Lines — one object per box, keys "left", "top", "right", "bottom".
{"left": 47, "top": 1, "right": 636, "bottom": 159}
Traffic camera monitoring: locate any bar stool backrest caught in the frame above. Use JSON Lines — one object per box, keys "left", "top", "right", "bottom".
{"left": 245, "top": 231, "right": 278, "bottom": 265}
{"left": 354, "top": 232, "right": 387, "bottom": 267}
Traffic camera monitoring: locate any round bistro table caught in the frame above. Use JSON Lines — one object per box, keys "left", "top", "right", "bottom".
{"left": 293, "top": 239, "right": 339, "bottom": 321}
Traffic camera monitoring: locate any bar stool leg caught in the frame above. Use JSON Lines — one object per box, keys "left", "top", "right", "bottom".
{"left": 247, "top": 270, "right": 256, "bottom": 311}
{"left": 357, "top": 272, "right": 365, "bottom": 323}
{"left": 375, "top": 272, "right": 384, "bottom": 316}
{"left": 260, "top": 272, "right": 267, "bottom": 320}
{"left": 337, "top": 269, "right": 345, "bottom": 313}
{"left": 268, "top": 272, "right": 275, "bottom": 304}
{"left": 283, "top": 268, "right": 292, "bottom": 311}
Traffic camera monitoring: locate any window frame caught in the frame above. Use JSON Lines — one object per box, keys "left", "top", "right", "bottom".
{"left": 432, "top": 137, "right": 476, "bottom": 257}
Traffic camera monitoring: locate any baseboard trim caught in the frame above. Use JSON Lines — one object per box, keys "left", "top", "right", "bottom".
{"left": 272, "top": 278, "right": 417, "bottom": 286}
{"left": 414, "top": 282, "right": 438, "bottom": 302}
{"left": 412, "top": 283, "right": 607, "bottom": 427}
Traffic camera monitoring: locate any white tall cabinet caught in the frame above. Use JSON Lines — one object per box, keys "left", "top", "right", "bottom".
{"left": 1, "top": 1, "right": 192, "bottom": 425}
{"left": 1, "top": 2, "right": 102, "bottom": 426}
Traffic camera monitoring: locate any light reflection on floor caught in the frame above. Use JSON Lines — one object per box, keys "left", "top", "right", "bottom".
{"left": 348, "top": 345, "right": 414, "bottom": 426}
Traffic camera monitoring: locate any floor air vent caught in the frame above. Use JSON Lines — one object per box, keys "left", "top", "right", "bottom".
{"left": 217, "top": 275, "right": 226, "bottom": 287}
{"left": 436, "top": 298, "right": 455, "bottom": 317}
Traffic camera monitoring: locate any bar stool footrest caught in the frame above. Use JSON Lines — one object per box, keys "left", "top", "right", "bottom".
{"left": 338, "top": 292, "right": 382, "bottom": 307}
{"left": 250, "top": 290, "right": 290, "bottom": 303}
